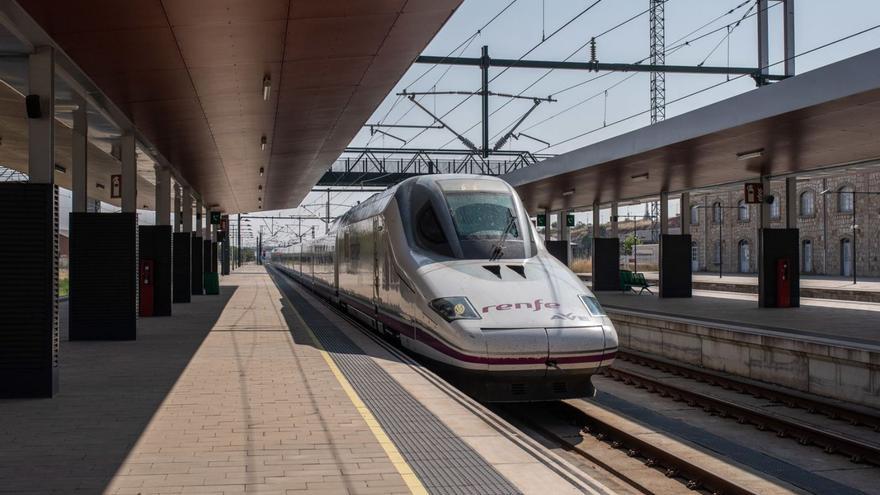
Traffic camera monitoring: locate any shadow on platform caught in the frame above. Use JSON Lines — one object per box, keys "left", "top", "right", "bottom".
{"left": 0, "top": 288, "right": 236, "bottom": 493}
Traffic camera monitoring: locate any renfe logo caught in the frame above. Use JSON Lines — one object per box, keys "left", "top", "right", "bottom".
{"left": 482, "top": 299, "right": 560, "bottom": 313}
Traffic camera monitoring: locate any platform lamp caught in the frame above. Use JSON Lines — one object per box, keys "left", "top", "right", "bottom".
{"left": 820, "top": 188, "right": 880, "bottom": 285}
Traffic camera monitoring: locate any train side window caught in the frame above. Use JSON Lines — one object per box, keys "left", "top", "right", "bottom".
{"left": 416, "top": 204, "right": 453, "bottom": 257}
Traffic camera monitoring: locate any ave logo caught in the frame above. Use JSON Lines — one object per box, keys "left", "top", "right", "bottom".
{"left": 551, "top": 313, "right": 591, "bottom": 321}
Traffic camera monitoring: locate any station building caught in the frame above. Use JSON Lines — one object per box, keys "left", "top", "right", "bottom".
{"left": 688, "top": 168, "right": 880, "bottom": 277}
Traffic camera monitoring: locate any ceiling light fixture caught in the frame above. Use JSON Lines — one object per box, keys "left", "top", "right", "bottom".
{"left": 259, "top": 167, "right": 264, "bottom": 177}
{"left": 260, "top": 135, "right": 267, "bottom": 151}
{"left": 96, "top": 182, "right": 105, "bottom": 189}
{"left": 54, "top": 164, "right": 66, "bottom": 173}
{"left": 631, "top": 172, "right": 649, "bottom": 182}
{"left": 736, "top": 148, "right": 764, "bottom": 161}
{"left": 562, "top": 188, "right": 575, "bottom": 197}
{"left": 262, "top": 75, "right": 271, "bottom": 101}
{"left": 258, "top": 185, "right": 262, "bottom": 191}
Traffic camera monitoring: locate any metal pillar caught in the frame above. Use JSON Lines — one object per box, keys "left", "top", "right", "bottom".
{"left": 680, "top": 192, "right": 691, "bottom": 236}
{"left": 659, "top": 192, "right": 669, "bottom": 235}
{"left": 783, "top": 0, "right": 796, "bottom": 76}
{"left": 785, "top": 177, "right": 798, "bottom": 229}
{"left": 610, "top": 203, "right": 619, "bottom": 238}
{"left": 183, "top": 189, "right": 193, "bottom": 232}
{"left": 71, "top": 97, "right": 88, "bottom": 212}
{"left": 155, "top": 166, "right": 171, "bottom": 225}
{"left": 325, "top": 190, "right": 331, "bottom": 234}
{"left": 544, "top": 208, "right": 552, "bottom": 243}
{"left": 28, "top": 47, "right": 54, "bottom": 184}
{"left": 120, "top": 133, "right": 137, "bottom": 213}
{"left": 760, "top": 175, "right": 772, "bottom": 229}
{"left": 237, "top": 215, "right": 242, "bottom": 267}
{"left": 592, "top": 203, "right": 600, "bottom": 239}
{"left": 195, "top": 199, "right": 203, "bottom": 236}
{"left": 757, "top": 0, "right": 770, "bottom": 83}
{"left": 173, "top": 184, "right": 181, "bottom": 232}
{"left": 480, "top": 45, "right": 489, "bottom": 158}
{"left": 0, "top": 45, "right": 58, "bottom": 395}
{"left": 649, "top": 0, "right": 666, "bottom": 123}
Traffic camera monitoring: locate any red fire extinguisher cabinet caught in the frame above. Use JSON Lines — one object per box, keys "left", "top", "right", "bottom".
{"left": 139, "top": 259, "right": 154, "bottom": 316}
{"left": 776, "top": 258, "right": 791, "bottom": 308}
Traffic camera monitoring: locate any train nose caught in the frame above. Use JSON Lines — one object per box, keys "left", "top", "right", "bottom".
{"left": 482, "top": 325, "right": 611, "bottom": 372}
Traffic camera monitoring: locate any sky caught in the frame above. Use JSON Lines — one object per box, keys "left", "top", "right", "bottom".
{"left": 64, "top": 0, "right": 880, "bottom": 245}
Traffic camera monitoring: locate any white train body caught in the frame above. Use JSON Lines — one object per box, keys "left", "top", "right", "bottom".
{"left": 271, "top": 174, "right": 617, "bottom": 402}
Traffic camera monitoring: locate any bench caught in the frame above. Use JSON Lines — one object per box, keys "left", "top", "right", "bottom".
{"left": 619, "top": 269, "right": 654, "bottom": 295}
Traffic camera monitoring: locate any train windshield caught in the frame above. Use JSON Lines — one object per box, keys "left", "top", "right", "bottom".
{"left": 444, "top": 192, "right": 519, "bottom": 241}
{"left": 436, "top": 179, "right": 533, "bottom": 259}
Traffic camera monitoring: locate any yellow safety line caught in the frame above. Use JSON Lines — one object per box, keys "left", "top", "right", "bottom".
{"left": 281, "top": 295, "right": 429, "bottom": 495}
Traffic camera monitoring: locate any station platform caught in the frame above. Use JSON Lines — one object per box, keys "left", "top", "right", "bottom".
{"left": 593, "top": 289, "right": 880, "bottom": 410}
{"left": 0, "top": 265, "right": 609, "bottom": 495}
{"left": 580, "top": 271, "right": 880, "bottom": 303}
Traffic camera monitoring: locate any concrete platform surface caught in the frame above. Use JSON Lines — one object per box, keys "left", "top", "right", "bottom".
{"left": 0, "top": 265, "right": 605, "bottom": 495}
{"left": 594, "top": 289, "right": 880, "bottom": 348}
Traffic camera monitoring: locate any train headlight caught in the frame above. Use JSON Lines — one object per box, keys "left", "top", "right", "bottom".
{"left": 429, "top": 297, "right": 481, "bottom": 321}
{"left": 579, "top": 294, "right": 606, "bottom": 316}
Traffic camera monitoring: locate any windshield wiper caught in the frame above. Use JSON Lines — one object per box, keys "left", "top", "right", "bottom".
{"left": 490, "top": 210, "right": 517, "bottom": 261}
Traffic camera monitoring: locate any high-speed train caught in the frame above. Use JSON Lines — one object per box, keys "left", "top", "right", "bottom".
{"left": 271, "top": 174, "right": 618, "bottom": 402}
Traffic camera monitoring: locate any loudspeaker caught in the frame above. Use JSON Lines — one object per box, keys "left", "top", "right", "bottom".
{"left": 25, "top": 95, "right": 41, "bottom": 119}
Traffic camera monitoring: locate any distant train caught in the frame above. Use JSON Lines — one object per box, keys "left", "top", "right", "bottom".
{"left": 271, "top": 174, "right": 617, "bottom": 402}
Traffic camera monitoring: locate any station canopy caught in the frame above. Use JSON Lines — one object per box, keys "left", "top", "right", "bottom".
{"left": 1, "top": 0, "right": 460, "bottom": 212}
{"left": 504, "top": 48, "right": 880, "bottom": 213}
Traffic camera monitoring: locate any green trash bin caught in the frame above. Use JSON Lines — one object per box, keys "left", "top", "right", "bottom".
{"left": 204, "top": 272, "right": 220, "bottom": 295}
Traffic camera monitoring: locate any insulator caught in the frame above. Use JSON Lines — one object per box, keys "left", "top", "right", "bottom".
{"left": 589, "top": 37, "right": 597, "bottom": 67}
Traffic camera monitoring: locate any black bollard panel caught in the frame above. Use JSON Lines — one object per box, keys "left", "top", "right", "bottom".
{"left": 211, "top": 241, "right": 219, "bottom": 273}
{"left": 191, "top": 236, "right": 204, "bottom": 295}
{"left": 173, "top": 232, "right": 191, "bottom": 303}
{"left": 138, "top": 225, "right": 173, "bottom": 316}
{"left": 203, "top": 239, "right": 213, "bottom": 274}
{"left": 0, "top": 183, "right": 59, "bottom": 397}
{"left": 592, "top": 238, "right": 620, "bottom": 291}
{"left": 659, "top": 234, "right": 693, "bottom": 298}
{"left": 69, "top": 212, "right": 137, "bottom": 340}
{"left": 758, "top": 228, "right": 800, "bottom": 308}
{"left": 221, "top": 241, "right": 230, "bottom": 275}
{"left": 545, "top": 240, "right": 570, "bottom": 265}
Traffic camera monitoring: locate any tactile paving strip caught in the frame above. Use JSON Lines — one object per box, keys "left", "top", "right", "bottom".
{"left": 274, "top": 273, "right": 522, "bottom": 495}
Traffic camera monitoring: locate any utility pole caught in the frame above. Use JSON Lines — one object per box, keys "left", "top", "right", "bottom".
{"left": 649, "top": 0, "right": 666, "bottom": 123}
{"left": 480, "top": 45, "right": 490, "bottom": 158}
{"left": 325, "top": 190, "right": 331, "bottom": 234}
{"left": 237, "top": 214, "right": 241, "bottom": 268}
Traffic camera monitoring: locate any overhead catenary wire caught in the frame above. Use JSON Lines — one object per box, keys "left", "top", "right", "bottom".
{"left": 538, "top": 20, "right": 880, "bottom": 153}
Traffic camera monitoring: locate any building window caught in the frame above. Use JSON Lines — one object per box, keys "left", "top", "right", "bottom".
{"left": 691, "top": 241, "right": 699, "bottom": 271}
{"left": 799, "top": 190, "right": 815, "bottom": 217}
{"left": 690, "top": 205, "right": 699, "bottom": 225}
{"left": 838, "top": 186, "right": 854, "bottom": 213}
{"left": 713, "top": 240, "right": 722, "bottom": 265}
{"left": 737, "top": 199, "right": 750, "bottom": 222}
{"left": 738, "top": 239, "right": 750, "bottom": 273}
{"left": 802, "top": 239, "right": 812, "bottom": 273}
{"left": 712, "top": 202, "right": 722, "bottom": 224}
{"left": 770, "top": 192, "right": 781, "bottom": 220}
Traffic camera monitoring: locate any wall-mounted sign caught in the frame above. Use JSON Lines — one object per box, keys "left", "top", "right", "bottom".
{"left": 210, "top": 211, "right": 221, "bottom": 224}
{"left": 110, "top": 174, "right": 122, "bottom": 199}
{"left": 536, "top": 214, "right": 546, "bottom": 227}
{"left": 566, "top": 213, "right": 575, "bottom": 227}
{"left": 744, "top": 183, "right": 764, "bottom": 204}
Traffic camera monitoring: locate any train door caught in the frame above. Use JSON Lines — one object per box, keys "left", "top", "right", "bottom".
{"left": 373, "top": 217, "right": 381, "bottom": 305}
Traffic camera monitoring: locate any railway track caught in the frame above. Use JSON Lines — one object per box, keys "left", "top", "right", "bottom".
{"left": 604, "top": 352, "right": 880, "bottom": 466}
{"left": 500, "top": 401, "right": 762, "bottom": 495}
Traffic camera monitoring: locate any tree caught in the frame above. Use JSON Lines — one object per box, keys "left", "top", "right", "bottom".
{"left": 623, "top": 233, "right": 641, "bottom": 255}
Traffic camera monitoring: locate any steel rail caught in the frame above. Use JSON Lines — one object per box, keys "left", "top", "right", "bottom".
{"left": 520, "top": 401, "right": 761, "bottom": 495}
{"left": 603, "top": 362, "right": 880, "bottom": 466}
{"left": 617, "top": 351, "right": 880, "bottom": 431}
